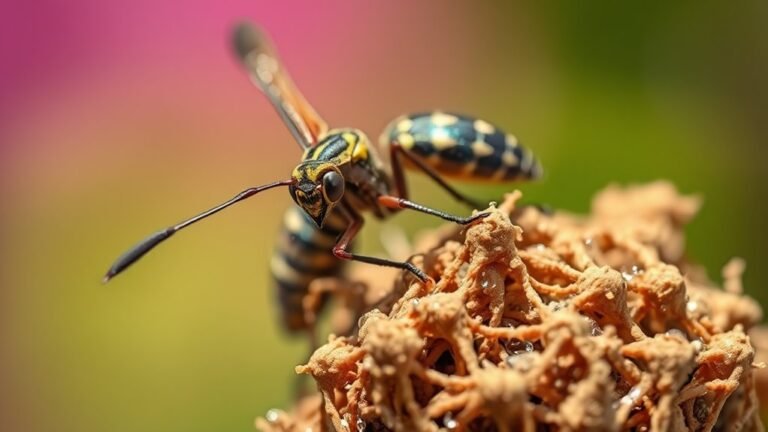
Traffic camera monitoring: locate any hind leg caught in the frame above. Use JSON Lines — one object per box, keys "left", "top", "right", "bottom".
{"left": 389, "top": 140, "right": 486, "bottom": 209}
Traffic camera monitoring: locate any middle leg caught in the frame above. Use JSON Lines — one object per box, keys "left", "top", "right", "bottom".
{"left": 378, "top": 195, "right": 488, "bottom": 225}
{"left": 389, "top": 140, "right": 486, "bottom": 210}
{"left": 332, "top": 205, "right": 429, "bottom": 282}
{"left": 385, "top": 140, "right": 490, "bottom": 224}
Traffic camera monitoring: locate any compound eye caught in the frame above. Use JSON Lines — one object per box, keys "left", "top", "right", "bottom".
{"left": 322, "top": 171, "right": 344, "bottom": 203}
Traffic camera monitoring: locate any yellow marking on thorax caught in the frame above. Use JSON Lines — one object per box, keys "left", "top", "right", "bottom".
{"left": 342, "top": 132, "right": 357, "bottom": 146}
{"left": 307, "top": 164, "right": 328, "bottom": 181}
{"left": 293, "top": 162, "right": 333, "bottom": 183}
{"left": 291, "top": 165, "right": 305, "bottom": 180}
{"left": 348, "top": 132, "right": 370, "bottom": 162}
{"left": 302, "top": 143, "right": 322, "bottom": 161}
{"left": 301, "top": 130, "right": 366, "bottom": 175}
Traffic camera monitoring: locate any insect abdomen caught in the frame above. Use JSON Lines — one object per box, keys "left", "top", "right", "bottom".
{"left": 381, "top": 112, "right": 542, "bottom": 181}
{"left": 270, "top": 206, "right": 348, "bottom": 331}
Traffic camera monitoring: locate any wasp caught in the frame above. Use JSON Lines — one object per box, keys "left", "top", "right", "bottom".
{"left": 103, "top": 22, "right": 542, "bottom": 331}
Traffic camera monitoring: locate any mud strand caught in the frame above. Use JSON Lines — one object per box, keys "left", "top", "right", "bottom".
{"left": 258, "top": 182, "right": 764, "bottom": 432}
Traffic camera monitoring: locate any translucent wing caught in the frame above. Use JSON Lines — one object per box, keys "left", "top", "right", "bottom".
{"left": 233, "top": 22, "right": 329, "bottom": 149}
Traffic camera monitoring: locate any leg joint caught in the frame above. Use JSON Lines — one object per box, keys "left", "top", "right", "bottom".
{"left": 332, "top": 247, "right": 352, "bottom": 260}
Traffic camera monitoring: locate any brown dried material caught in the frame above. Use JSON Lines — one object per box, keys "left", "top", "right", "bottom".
{"left": 257, "top": 182, "right": 764, "bottom": 432}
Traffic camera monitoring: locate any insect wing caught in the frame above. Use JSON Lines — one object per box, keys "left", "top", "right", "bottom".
{"left": 233, "top": 22, "right": 328, "bottom": 148}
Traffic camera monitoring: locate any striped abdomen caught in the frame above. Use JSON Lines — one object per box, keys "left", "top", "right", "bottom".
{"left": 270, "top": 205, "right": 348, "bottom": 331}
{"left": 381, "top": 111, "right": 542, "bottom": 181}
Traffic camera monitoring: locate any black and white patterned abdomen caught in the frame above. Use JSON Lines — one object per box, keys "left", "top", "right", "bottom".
{"left": 270, "top": 206, "right": 349, "bottom": 331}
{"left": 381, "top": 111, "right": 542, "bottom": 181}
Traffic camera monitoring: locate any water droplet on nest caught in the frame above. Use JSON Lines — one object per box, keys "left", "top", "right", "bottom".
{"left": 573, "top": 366, "right": 584, "bottom": 379}
{"left": 503, "top": 318, "right": 521, "bottom": 328}
{"left": 356, "top": 418, "right": 366, "bottom": 432}
{"left": 506, "top": 351, "right": 536, "bottom": 371}
{"left": 666, "top": 328, "right": 688, "bottom": 341}
{"left": 582, "top": 316, "right": 603, "bottom": 336}
{"left": 691, "top": 339, "right": 704, "bottom": 352}
{"left": 619, "top": 386, "right": 642, "bottom": 406}
{"left": 523, "top": 341, "right": 534, "bottom": 352}
{"left": 340, "top": 417, "right": 350, "bottom": 431}
{"left": 686, "top": 300, "right": 699, "bottom": 314}
{"left": 548, "top": 300, "right": 565, "bottom": 311}
{"left": 505, "top": 338, "right": 534, "bottom": 354}
{"left": 479, "top": 269, "right": 497, "bottom": 290}
{"left": 265, "top": 409, "right": 280, "bottom": 423}
{"left": 621, "top": 265, "right": 642, "bottom": 282}
{"left": 362, "top": 357, "right": 374, "bottom": 370}
{"left": 443, "top": 412, "right": 458, "bottom": 430}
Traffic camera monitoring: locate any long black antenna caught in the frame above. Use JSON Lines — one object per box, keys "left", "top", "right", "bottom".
{"left": 102, "top": 179, "right": 294, "bottom": 283}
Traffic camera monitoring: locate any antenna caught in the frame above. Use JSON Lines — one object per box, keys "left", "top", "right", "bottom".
{"left": 103, "top": 179, "right": 294, "bottom": 283}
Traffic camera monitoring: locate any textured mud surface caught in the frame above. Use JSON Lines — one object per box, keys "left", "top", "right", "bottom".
{"left": 258, "top": 182, "right": 764, "bottom": 432}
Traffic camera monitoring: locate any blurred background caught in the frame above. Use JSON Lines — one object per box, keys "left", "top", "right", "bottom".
{"left": 1, "top": 1, "right": 766, "bottom": 430}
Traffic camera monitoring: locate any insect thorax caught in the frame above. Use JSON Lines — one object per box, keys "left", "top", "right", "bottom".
{"left": 290, "top": 129, "right": 393, "bottom": 219}
{"left": 301, "top": 128, "right": 370, "bottom": 165}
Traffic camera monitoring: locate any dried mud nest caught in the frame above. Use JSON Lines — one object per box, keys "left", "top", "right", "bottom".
{"left": 258, "top": 182, "right": 765, "bottom": 432}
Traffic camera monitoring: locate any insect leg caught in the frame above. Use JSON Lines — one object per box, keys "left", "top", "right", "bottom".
{"left": 378, "top": 195, "right": 489, "bottom": 225}
{"left": 389, "top": 140, "right": 485, "bottom": 209}
{"left": 332, "top": 206, "right": 428, "bottom": 282}
{"left": 383, "top": 140, "right": 489, "bottom": 224}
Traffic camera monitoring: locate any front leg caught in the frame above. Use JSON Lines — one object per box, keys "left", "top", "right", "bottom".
{"left": 333, "top": 206, "right": 429, "bottom": 282}
{"left": 389, "top": 140, "right": 485, "bottom": 210}
{"left": 378, "top": 195, "right": 488, "bottom": 225}
{"left": 386, "top": 141, "right": 490, "bottom": 225}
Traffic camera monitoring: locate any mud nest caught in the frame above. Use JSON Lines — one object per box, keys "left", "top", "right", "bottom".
{"left": 258, "top": 182, "right": 764, "bottom": 432}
